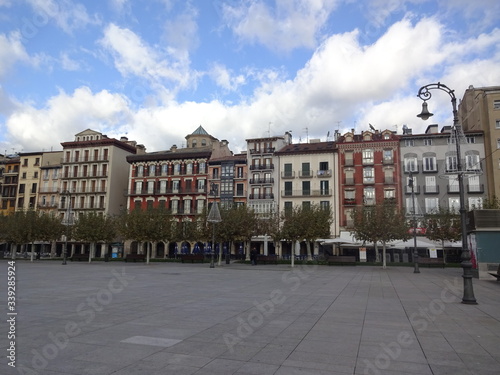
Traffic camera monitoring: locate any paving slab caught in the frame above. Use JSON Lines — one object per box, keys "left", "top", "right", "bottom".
{"left": 1, "top": 261, "right": 500, "bottom": 374}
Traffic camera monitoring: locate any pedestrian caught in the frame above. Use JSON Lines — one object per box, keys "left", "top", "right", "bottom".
{"left": 251, "top": 247, "right": 257, "bottom": 265}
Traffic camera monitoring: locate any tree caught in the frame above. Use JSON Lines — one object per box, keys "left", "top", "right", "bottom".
{"left": 483, "top": 195, "right": 500, "bottom": 209}
{"left": 423, "top": 207, "right": 461, "bottom": 263}
{"left": 37, "top": 212, "right": 65, "bottom": 257}
{"left": 72, "top": 211, "right": 117, "bottom": 262}
{"left": 352, "top": 201, "right": 410, "bottom": 268}
{"left": 302, "top": 204, "right": 333, "bottom": 261}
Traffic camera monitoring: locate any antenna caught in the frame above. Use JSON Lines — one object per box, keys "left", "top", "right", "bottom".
{"left": 303, "top": 127, "right": 308, "bottom": 143}
{"left": 336, "top": 120, "right": 342, "bottom": 131}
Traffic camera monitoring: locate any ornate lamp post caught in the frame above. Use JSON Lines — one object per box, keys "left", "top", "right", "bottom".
{"left": 207, "top": 183, "right": 221, "bottom": 268}
{"left": 61, "top": 190, "right": 73, "bottom": 265}
{"left": 408, "top": 172, "right": 420, "bottom": 273}
{"left": 416, "top": 82, "right": 477, "bottom": 304}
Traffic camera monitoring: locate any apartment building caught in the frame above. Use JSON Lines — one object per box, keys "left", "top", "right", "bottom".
{"left": 0, "top": 156, "right": 20, "bottom": 215}
{"left": 38, "top": 151, "right": 63, "bottom": 214}
{"left": 459, "top": 85, "right": 500, "bottom": 200}
{"left": 275, "top": 140, "right": 339, "bottom": 238}
{"left": 336, "top": 129, "right": 402, "bottom": 229}
{"left": 207, "top": 153, "right": 247, "bottom": 208}
{"left": 59, "top": 129, "right": 141, "bottom": 221}
{"left": 17, "top": 152, "right": 43, "bottom": 210}
{"left": 400, "top": 124, "right": 487, "bottom": 216}
{"left": 245, "top": 132, "right": 292, "bottom": 215}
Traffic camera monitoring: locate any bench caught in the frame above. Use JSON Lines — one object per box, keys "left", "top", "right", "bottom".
{"left": 256, "top": 255, "right": 278, "bottom": 264}
{"left": 488, "top": 265, "right": 500, "bottom": 280}
{"left": 124, "top": 253, "right": 146, "bottom": 262}
{"left": 418, "top": 257, "right": 445, "bottom": 268}
{"left": 327, "top": 256, "right": 356, "bottom": 266}
{"left": 180, "top": 254, "right": 205, "bottom": 263}
{"left": 70, "top": 253, "right": 89, "bottom": 261}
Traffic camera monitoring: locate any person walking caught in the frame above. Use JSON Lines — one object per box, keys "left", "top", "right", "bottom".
{"left": 250, "top": 247, "right": 257, "bottom": 265}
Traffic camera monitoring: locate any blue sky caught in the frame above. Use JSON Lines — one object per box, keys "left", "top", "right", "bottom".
{"left": 1, "top": 0, "right": 499, "bottom": 154}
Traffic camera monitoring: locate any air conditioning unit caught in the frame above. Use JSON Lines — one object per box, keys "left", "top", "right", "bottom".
{"left": 467, "top": 210, "right": 500, "bottom": 231}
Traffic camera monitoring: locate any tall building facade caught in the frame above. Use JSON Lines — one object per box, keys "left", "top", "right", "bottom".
{"left": 336, "top": 129, "right": 402, "bottom": 229}
{"left": 400, "top": 124, "right": 487, "bottom": 216}
{"left": 459, "top": 85, "right": 500, "bottom": 200}
{"left": 275, "top": 140, "right": 339, "bottom": 237}
{"left": 207, "top": 153, "right": 247, "bottom": 208}
{"left": 37, "top": 151, "right": 63, "bottom": 214}
{"left": 17, "top": 152, "right": 43, "bottom": 210}
{"left": 245, "top": 132, "right": 292, "bottom": 215}
{"left": 59, "top": 129, "right": 140, "bottom": 221}
{"left": 0, "top": 156, "right": 19, "bottom": 215}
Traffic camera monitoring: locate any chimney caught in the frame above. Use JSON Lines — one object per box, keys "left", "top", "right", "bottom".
{"left": 170, "top": 145, "right": 177, "bottom": 152}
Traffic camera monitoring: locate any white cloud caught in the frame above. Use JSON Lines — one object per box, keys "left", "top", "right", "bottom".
{"left": 5, "top": 87, "right": 131, "bottom": 151}
{"left": 26, "top": 0, "right": 100, "bottom": 34}
{"left": 209, "top": 63, "right": 246, "bottom": 92}
{"left": 99, "top": 23, "right": 195, "bottom": 93}
{"left": 222, "top": 0, "right": 338, "bottom": 52}
{"left": 60, "top": 52, "right": 81, "bottom": 71}
{"left": 0, "top": 31, "right": 30, "bottom": 78}
{"left": 162, "top": 5, "right": 199, "bottom": 59}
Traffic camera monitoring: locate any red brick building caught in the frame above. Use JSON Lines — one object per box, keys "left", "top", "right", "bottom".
{"left": 336, "top": 129, "right": 402, "bottom": 229}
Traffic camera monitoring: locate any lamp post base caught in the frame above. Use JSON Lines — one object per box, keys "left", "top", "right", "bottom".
{"left": 461, "top": 253, "right": 478, "bottom": 305}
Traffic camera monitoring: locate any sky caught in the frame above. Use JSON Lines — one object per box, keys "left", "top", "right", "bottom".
{"left": 1, "top": 0, "right": 499, "bottom": 155}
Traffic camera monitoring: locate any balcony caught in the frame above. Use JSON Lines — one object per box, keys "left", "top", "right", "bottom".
{"left": 384, "top": 177, "right": 394, "bottom": 184}
{"left": 249, "top": 178, "right": 274, "bottom": 184}
{"left": 467, "top": 184, "right": 484, "bottom": 194}
{"left": 404, "top": 166, "right": 419, "bottom": 174}
{"left": 249, "top": 147, "right": 275, "bottom": 154}
{"left": 61, "top": 171, "right": 108, "bottom": 179}
{"left": 344, "top": 198, "right": 356, "bottom": 205}
{"left": 363, "top": 177, "right": 375, "bottom": 185}
{"left": 37, "top": 202, "right": 58, "bottom": 209}
{"left": 344, "top": 159, "right": 354, "bottom": 167}
{"left": 424, "top": 185, "right": 439, "bottom": 194}
{"left": 447, "top": 185, "right": 460, "bottom": 194}
{"left": 317, "top": 169, "right": 332, "bottom": 177}
{"left": 299, "top": 170, "right": 314, "bottom": 178}
{"left": 62, "top": 155, "right": 109, "bottom": 164}
{"left": 362, "top": 158, "right": 374, "bottom": 166}
{"left": 281, "top": 189, "right": 332, "bottom": 197}
{"left": 404, "top": 185, "right": 421, "bottom": 194}
{"left": 249, "top": 164, "right": 274, "bottom": 171}
{"left": 345, "top": 177, "right": 355, "bottom": 185}
{"left": 249, "top": 193, "right": 274, "bottom": 200}
{"left": 383, "top": 157, "right": 393, "bottom": 165}
{"left": 39, "top": 187, "right": 60, "bottom": 194}
{"left": 281, "top": 171, "right": 295, "bottom": 179}
{"left": 127, "top": 187, "right": 207, "bottom": 196}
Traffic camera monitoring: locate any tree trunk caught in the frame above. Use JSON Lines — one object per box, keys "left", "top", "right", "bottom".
{"left": 382, "top": 242, "right": 387, "bottom": 269}
{"left": 306, "top": 241, "right": 312, "bottom": 261}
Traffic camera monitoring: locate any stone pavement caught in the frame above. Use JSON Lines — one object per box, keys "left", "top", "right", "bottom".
{"left": 1, "top": 260, "right": 500, "bottom": 375}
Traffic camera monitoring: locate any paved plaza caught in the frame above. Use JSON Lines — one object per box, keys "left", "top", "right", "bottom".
{"left": 1, "top": 260, "right": 500, "bottom": 375}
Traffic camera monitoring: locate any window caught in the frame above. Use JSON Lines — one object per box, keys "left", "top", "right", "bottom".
{"left": 404, "top": 156, "right": 418, "bottom": 172}
{"left": 22, "top": 172, "right": 27, "bottom": 179}
{"left": 465, "top": 152, "right": 481, "bottom": 171}
{"left": 424, "top": 138, "right": 432, "bottom": 146}
{"left": 345, "top": 169, "right": 354, "bottom": 185}
{"left": 184, "top": 199, "right": 192, "bottom": 214}
{"left": 449, "top": 198, "right": 460, "bottom": 213}
{"left": 362, "top": 149, "right": 374, "bottom": 165}
{"left": 496, "top": 120, "right": 500, "bottom": 129}
{"left": 284, "top": 181, "right": 292, "bottom": 196}
{"left": 405, "top": 139, "right": 415, "bottom": 147}
{"left": 171, "top": 200, "right": 179, "bottom": 213}
{"left": 161, "top": 164, "right": 168, "bottom": 175}
{"left": 283, "top": 163, "right": 293, "bottom": 177}
{"left": 384, "top": 168, "right": 393, "bottom": 184}
{"left": 199, "top": 162, "right": 206, "bottom": 174}
{"left": 186, "top": 163, "right": 193, "bottom": 175}
{"left": 383, "top": 149, "right": 393, "bottom": 163}
{"left": 425, "top": 198, "right": 439, "bottom": 214}
{"left": 448, "top": 175, "right": 459, "bottom": 192}
{"left": 192, "top": 139, "right": 197, "bottom": 147}
{"left": 423, "top": 155, "right": 437, "bottom": 172}
{"left": 236, "top": 183, "right": 244, "bottom": 196}
{"left": 147, "top": 181, "right": 154, "bottom": 194}
{"left": 468, "top": 175, "right": 481, "bottom": 192}
{"left": 302, "top": 162, "right": 311, "bottom": 177}
{"left": 172, "top": 180, "right": 180, "bottom": 192}
{"left": 284, "top": 201, "right": 293, "bottom": 214}
{"left": 363, "top": 167, "right": 374, "bottom": 184}
{"left": 136, "top": 165, "right": 144, "bottom": 177}
{"left": 363, "top": 187, "right": 375, "bottom": 205}
{"left": 320, "top": 180, "right": 329, "bottom": 195}
{"left": 212, "top": 168, "right": 219, "bottom": 179}
{"left": 302, "top": 181, "right": 311, "bottom": 195}
{"left": 34, "top": 157, "right": 40, "bottom": 166}
{"left": 149, "top": 165, "right": 155, "bottom": 176}
{"left": 425, "top": 176, "right": 437, "bottom": 193}
{"left": 445, "top": 154, "right": 458, "bottom": 172}
{"left": 494, "top": 100, "right": 500, "bottom": 109}
{"left": 198, "top": 179, "right": 206, "bottom": 192}
{"left": 384, "top": 189, "right": 395, "bottom": 199}
{"left": 319, "top": 161, "right": 329, "bottom": 171}
{"left": 468, "top": 197, "right": 483, "bottom": 210}
{"left": 320, "top": 201, "right": 330, "bottom": 210}
{"left": 302, "top": 201, "right": 311, "bottom": 210}
{"left": 407, "top": 176, "right": 417, "bottom": 190}
{"left": 345, "top": 189, "right": 355, "bottom": 200}
{"left": 406, "top": 198, "right": 422, "bottom": 216}
{"left": 197, "top": 199, "right": 204, "bottom": 214}
{"left": 221, "top": 164, "right": 232, "bottom": 177}
{"left": 497, "top": 138, "right": 500, "bottom": 149}
{"left": 345, "top": 151, "right": 354, "bottom": 166}
{"left": 466, "top": 136, "right": 475, "bottom": 144}
{"left": 135, "top": 181, "right": 142, "bottom": 194}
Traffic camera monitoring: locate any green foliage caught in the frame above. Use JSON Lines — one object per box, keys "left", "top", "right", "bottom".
{"left": 423, "top": 207, "right": 461, "bottom": 244}
{"left": 72, "top": 211, "right": 117, "bottom": 244}
{"left": 483, "top": 195, "right": 500, "bottom": 209}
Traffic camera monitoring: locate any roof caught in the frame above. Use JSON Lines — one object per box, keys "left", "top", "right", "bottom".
{"left": 191, "top": 125, "right": 209, "bottom": 135}
{"left": 126, "top": 148, "right": 212, "bottom": 163}
{"left": 274, "top": 141, "right": 337, "bottom": 155}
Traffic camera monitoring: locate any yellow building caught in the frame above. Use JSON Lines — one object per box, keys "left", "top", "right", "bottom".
{"left": 459, "top": 85, "right": 500, "bottom": 200}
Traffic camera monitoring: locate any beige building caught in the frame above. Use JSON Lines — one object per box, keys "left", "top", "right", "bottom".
{"left": 38, "top": 151, "right": 64, "bottom": 214}
{"left": 59, "top": 129, "right": 143, "bottom": 222}
{"left": 459, "top": 85, "right": 500, "bottom": 200}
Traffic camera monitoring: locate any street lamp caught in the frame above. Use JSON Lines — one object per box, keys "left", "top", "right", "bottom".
{"left": 416, "top": 82, "right": 477, "bottom": 304}
{"left": 408, "top": 172, "right": 420, "bottom": 273}
{"left": 61, "top": 190, "right": 73, "bottom": 265}
{"left": 207, "top": 183, "right": 221, "bottom": 268}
